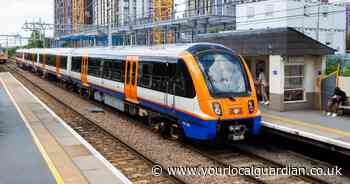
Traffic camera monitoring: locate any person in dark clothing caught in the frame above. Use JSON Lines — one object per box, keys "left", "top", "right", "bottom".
{"left": 327, "top": 87, "right": 347, "bottom": 117}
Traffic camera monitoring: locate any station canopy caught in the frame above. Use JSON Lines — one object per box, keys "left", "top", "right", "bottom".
{"left": 196, "top": 27, "right": 336, "bottom": 56}
{"left": 60, "top": 34, "right": 97, "bottom": 41}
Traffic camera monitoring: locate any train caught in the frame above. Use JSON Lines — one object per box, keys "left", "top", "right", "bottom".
{"left": 0, "top": 48, "right": 8, "bottom": 64}
{"left": 15, "top": 43, "right": 261, "bottom": 141}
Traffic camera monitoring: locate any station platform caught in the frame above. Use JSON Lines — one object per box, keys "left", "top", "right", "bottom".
{"left": 0, "top": 72, "right": 131, "bottom": 184}
{"left": 261, "top": 106, "right": 350, "bottom": 153}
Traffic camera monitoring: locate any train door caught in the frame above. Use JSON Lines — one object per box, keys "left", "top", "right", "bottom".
{"left": 56, "top": 54, "right": 61, "bottom": 78}
{"left": 124, "top": 56, "right": 139, "bottom": 103}
{"left": 81, "top": 55, "right": 89, "bottom": 87}
{"left": 167, "top": 62, "right": 176, "bottom": 111}
{"left": 42, "top": 53, "right": 46, "bottom": 70}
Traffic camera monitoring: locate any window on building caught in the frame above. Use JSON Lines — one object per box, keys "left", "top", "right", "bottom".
{"left": 265, "top": 4, "right": 273, "bottom": 17}
{"left": 284, "top": 64, "right": 305, "bottom": 102}
{"left": 247, "top": 7, "right": 255, "bottom": 19}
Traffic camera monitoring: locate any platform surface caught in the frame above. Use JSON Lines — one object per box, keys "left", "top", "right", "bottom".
{"left": 0, "top": 75, "right": 55, "bottom": 184}
{"left": 261, "top": 105, "right": 350, "bottom": 150}
{"left": 0, "top": 72, "right": 130, "bottom": 184}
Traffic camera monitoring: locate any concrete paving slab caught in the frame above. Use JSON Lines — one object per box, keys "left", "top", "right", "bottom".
{"left": 0, "top": 72, "right": 131, "bottom": 184}
{"left": 83, "top": 170, "right": 124, "bottom": 184}
{"left": 0, "top": 80, "right": 56, "bottom": 184}
{"left": 262, "top": 106, "right": 350, "bottom": 150}
{"left": 73, "top": 155, "right": 107, "bottom": 170}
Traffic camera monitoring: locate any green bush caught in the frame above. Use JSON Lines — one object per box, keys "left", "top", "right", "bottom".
{"left": 341, "top": 59, "right": 350, "bottom": 76}
{"left": 326, "top": 55, "right": 340, "bottom": 75}
{"left": 342, "top": 66, "right": 350, "bottom": 76}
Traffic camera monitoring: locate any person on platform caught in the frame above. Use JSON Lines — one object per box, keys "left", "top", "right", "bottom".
{"left": 258, "top": 69, "right": 269, "bottom": 105}
{"left": 327, "top": 87, "right": 347, "bottom": 117}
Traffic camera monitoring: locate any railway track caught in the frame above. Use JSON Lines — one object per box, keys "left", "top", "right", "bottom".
{"left": 186, "top": 143, "right": 331, "bottom": 184}
{"left": 4, "top": 61, "right": 346, "bottom": 184}
{"left": 2, "top": 63, "right": 185, "bottom": 184}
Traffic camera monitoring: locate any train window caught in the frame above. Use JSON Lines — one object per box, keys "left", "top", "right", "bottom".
{"left": 102, "top": 59, "right": 123, "bottom": 82}
{"left": 71, "top": 57, "right": 82, "bottom": 72}
{"left": 167, "top": 63, "right": 176, "bottom": 94}
{"left": 39, "top": 54, "right": 43, "bottom": 64}
{"left": 125, "top": 61, "right": 131, "bottom": 84}
{"left": 138, "top": 62, "right": 169, "bottom": 93}
{"left": 33, "top": 53, "right": 38, "bottom": 62}
{"left": 152, "top": 63, "right": 168, "bottom": 92}
{"left": 46, "top": 55, "right": 55, "bottom": 66}
{"left": 110, "top": 61, "right": 123, "bottom": 82}
{"left": 138, "top": 63, "right": 152, "bottom": 88}
{"left": 131, "top": 62, "right": 136, "bottom": 85}
{"left": 45, "top": 55, "right": 50, "bottom": 65}
{"left": 51, "top": 55, "right": 56, "bottom": 66}
{"left": 60, "top": 56, "right": 67, "bottom": 69}
{"left": 174, "top": 60, "right": 196, "bottom": 98}
{"left": 197, "top": 51, "right": 248, "bottom": 97}
{"left": 88, "top": 57, "right": 101, "bottom": 77}
{"left": 102, "top": 59, "right": 112, "bottom": 80}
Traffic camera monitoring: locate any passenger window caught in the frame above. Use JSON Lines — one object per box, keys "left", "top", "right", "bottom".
{"left": 110, "top": 60, "right": 123, "bottom": 82}
{"left": 88, "top": 57, "right": 101, "bottom": 77}
{"left": 71, "top": 57, "right": 82, "bottom": 72}
{"left": 138, "top": 63, "right": 152, "bottom": 88}
{"left": 39, "top": 54, "right": 43, "bottom": 64}
{"left": 152, "top": 63, "right": 168, "bottom": 92}
{"left": 167, "top": 63, "right": 176, "bottom": 94}
{"left": 60, "top": 56, "right": 67, "bottom": 69}
{"left": 174, "top": 60, "right": 196, "bottom": 98}
{"left": 47, "top": 55, "right": 55, "bottom": 66}
{"left": 132, "top": 62, "right": 137, "bottom": 85}
{"left": 33, "top": 53, "right": 37, "bottom": 62}
{"left": 126, "top": 62, "right": 131, "bottom": 84}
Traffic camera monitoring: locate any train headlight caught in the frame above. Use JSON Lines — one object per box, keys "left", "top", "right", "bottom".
{"left": 212, "top": 102, "right": 223, "bottom": 116}
{"left": 248, "top": 100, "right": 255, "bottom": 114}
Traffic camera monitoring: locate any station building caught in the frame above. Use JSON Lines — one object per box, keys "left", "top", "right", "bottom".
{"left": 236, "top": 0, "right": 346, "bottom": 53}
{"left": 197, "top": 27, "right": 335, "bottom": 111}
{"left": 195, "top": 0, "right": 346, "bottom": 112}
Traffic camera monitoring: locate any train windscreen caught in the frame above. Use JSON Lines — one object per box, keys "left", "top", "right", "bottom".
{"left": 197, "top": 50, "right": 249, "bottom": 98}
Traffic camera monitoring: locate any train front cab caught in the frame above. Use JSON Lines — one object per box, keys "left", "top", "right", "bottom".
{"left": 180, "top": 45, "right": 261, "bottom": 141}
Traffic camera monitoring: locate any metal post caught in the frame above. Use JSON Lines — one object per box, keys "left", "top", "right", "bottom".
{"left": 43, "top": 30, "right": 46, "bottom": 48}
{"left": 316, "top": 2, "right": 321, "bottom": 41}
{"left": 108, "top": 0, "right": 113, "bottom": 47}
{"left": 6, "top": 36, "right": 8, "bottom": 56}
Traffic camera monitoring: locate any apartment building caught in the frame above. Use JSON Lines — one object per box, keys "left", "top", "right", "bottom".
{"left": 236, "top": 0, "right": 346, "bottom": 53}
{"left": 54, "top": 0, "right": 93, "bottom": 36}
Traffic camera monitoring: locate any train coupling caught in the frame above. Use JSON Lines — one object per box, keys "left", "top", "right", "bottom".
{"left": 227, "top": 124, "right": 247, "bottom": 141}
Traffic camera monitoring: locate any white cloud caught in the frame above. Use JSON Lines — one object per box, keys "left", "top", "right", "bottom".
{"left": 0, "top": 0, "right": 53, "bottom": 46}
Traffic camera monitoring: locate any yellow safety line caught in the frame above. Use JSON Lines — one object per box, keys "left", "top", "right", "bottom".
{"left": 0, "top": 77, "right": 64, "bottom": 184}
{"left": 263, "top": 113, "right": 350, "bottom": 138}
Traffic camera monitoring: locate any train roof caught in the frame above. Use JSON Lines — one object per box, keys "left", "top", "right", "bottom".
{"left": 16, "top": 43, "right": 233, "bottom": 59}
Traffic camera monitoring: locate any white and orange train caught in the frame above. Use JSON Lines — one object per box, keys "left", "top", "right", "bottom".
{"left": 16, "top": 43, "right": 261, "bottom": 141}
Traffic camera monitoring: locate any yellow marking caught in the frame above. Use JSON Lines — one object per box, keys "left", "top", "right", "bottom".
{"left": 0, "top": 78, "right": 64, "bottom": 184}
{"left": 263, "top": 113, "right": 350, "bottom": 138}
